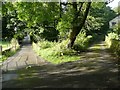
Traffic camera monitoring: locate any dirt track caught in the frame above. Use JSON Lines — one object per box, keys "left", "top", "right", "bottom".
{"left": 2, "top": 42, "right": 119, "bottom": 88}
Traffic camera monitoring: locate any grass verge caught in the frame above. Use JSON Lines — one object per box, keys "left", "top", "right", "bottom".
{"left": 33, "top": 40, "right": 80, "bottom": 64}
{"left": 0, "top": 39, "right": 20, "bottom": 62}
{"left": 39, "top": 48, "right": 80, "bottom": 64}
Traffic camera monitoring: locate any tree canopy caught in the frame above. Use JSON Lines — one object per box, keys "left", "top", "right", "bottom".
{"left": 2, "top": 1, "right": 117, "bottom": 47}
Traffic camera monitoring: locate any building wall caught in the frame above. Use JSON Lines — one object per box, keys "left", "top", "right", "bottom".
{"left": 109, "top": 15, "right": 120, "bottom": 28}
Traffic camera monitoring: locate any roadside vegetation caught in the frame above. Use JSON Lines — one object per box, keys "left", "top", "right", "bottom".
{"left": 0, "top": 38, "right": 20, "bottom": 62}
{"left": 1, "top": 1, "right": 119, "bottom": 64}
{"left": 0, "top": 41, "right": 11, "bottom": 51}
{"left": 105, "top": 22, "right": 120, "bottom": 58}
{"left": 33, "top": 32, "right": 93, "bottom": 64}
{"left": 0, "top": 41, "right": 11, "bottom": 62}
{"left": 33, "top": 40, "right": 80, "bottom": 64}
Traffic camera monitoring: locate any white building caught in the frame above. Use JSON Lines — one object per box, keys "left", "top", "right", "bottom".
{"left": 109, "top": 15, "right": 120, "bottom": 28}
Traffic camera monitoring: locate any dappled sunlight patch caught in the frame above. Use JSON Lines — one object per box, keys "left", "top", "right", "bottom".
{"left": 88, "top": 44, "right": 103, "bottom": 50}
{"left": 96, "top": 59, "right": 115, "bottom": 64}
{"left": 89, "top": 42, "right": 106, "bottom": 49}
{"left": 3, "top": 40, "right": 118, "bottom": 88}
{"left": 85, "top": 69, "right": 97, "bottom": 73}
{"left": 98, "top": 59, "right": 108, "bottom": 62}
{"left": 101, "top": 54, "right": 112, "bottom": 58}
{"left": 19, "top": 74, "right": 40, "bottom": 80}
{"left": 47, "top": 71, "right": 62, "bottom": 75}
{"left": 54, "top": 61, "right": 104, "bottom": 75}
{"left": 86, "top": 65, "right": 101, "bottom": 70}
{"left": 46, "top": 65, "right": 104, "bottom": 77}
{"left": 83, "top": 57, "right": 97, "bottom": 61}
{"left": 97, "top": 56, "right": 108, "bottom": 60}
{"left": 2, "top": 58, "right": 119, "bottom": 88}
{"left": 77, "top": 67, "right": 88, "bottom": 71}
{"left": 81, "top": 52, "right": 100, "bottom": 57}
{"left": 77, "top": 65, "right": 101, "bottom": 73}
{"left": 46, "top": 67, "right": 94, "bottom": 76}
{"left": 109, "top": 68, "right": 118, "bottom": 73}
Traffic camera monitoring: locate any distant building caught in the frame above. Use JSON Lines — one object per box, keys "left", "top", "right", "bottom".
{"left": 107, "top": 0, "right": 114, "bottom": 4}
{"left": 106, "top": 0, "right": 114, "bottom": 5}
{"left": 109, "top": 15, "right": 120, "bottom": 28}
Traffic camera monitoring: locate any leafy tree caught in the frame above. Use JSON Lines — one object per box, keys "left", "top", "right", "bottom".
{"left": 2, "top": 1, "right": 117, "bottom": 47}
{"left": 113, "top": 5, "right": 120, "bottom": 15}
{"left": 2, "top": 2, "right": 26, "bottom": 41}
{"left": 112, "top": 22, "right": 120, "bottom": 35}
{"left": 67, "top": 2, "right": 91, "bottom": 48}
{"left": 14, "top": 2, "right": 60, "bottom": 41}
{"left": 15, "top": 2, "right": 59, "bottom": 27}
{"left": 89, "top": 2, "right": 116, "bottom": 34}
{"left": 2, "top": 2, "right": 16, "bottom": 40}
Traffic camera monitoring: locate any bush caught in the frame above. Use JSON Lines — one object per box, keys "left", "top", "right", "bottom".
{"left": 108, "top": 39, "right": 120, "bottom": 58}
{"left": 14, "top": 32, "right": 24, "bottom": 44}
{"left": 4, "top": 50, "right": 16, "bottom": 57}
{"left": 73, "top": 32, "right": 92, "bottom": 51}
{"left": 110, "top": 39, "right": 120, "bottom": 57}
{"left": 112, "top": 22, "right": 120, "bottom": 35}
{"left": 1, "top": 38, "right": 20, "bottom": 62}
{"left": 38, "top": 40, "right": 57, "bottom": 49}
{"left": 1, "top": 50, "right": 17, "bottom": 62}
{"left": 32, "top": 40, "right": 80, "bottom": 64}
{"left": 107, "top": 32, "right": 119, "bottom": 40}
{"left": 105, "top": 32, "right": 119, "bottom": 48}
{"left": 32, "top": 40, "right": 57, "bottom": 55}
{"left": 57, "top": 19, "right": 71, "bottom": 39}
{"left": 51, "top": 39, "right": 76, "bottom": 56}
{"left": 0, "top": 55, "right": 7, "bottom": 62}
{"left": 105, "top": 32, "right": 120, "bottom": 58}
{"left": 30, "top": 34, "right": 40, "bottom": 43}
{"left": 36, "top": 39, "right": 76, "bottom": 56}
{"left": 41, "top": 27, "right": 59, "bottom": 41}
{"left": 10, "top": 38, "right": 20, "bottom": 51}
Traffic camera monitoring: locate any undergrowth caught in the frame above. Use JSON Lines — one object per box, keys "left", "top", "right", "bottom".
{"left": 33, "top": 40, "right": 81, "bottom": 64}
{"left": 32, "top": 32, "right": 93, "bottom": 64}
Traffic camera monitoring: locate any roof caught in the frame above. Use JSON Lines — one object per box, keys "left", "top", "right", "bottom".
{"left": 109, "top": 15, "right": 120, "bottom": 22}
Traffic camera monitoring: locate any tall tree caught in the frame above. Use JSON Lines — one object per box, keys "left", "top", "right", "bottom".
{"left": 67, "top": 2, "right": 91, "bottom": 48}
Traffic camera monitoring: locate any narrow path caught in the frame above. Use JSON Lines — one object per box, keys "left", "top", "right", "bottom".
{"left": 1, "top": 45, "right": 47, "bottom": 71}
{"left": 2, "top": 41, "right": 119, "bottom": 88}
{"left": 79, "top": 41, "right": 117, "bottom": 64}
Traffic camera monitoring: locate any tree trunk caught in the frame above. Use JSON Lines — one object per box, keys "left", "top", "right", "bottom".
{"left": 67, "top": 2, "right": 91, "bottom": 48}
{"left": 60, "top": 0, "right": 62, "bottom": 18}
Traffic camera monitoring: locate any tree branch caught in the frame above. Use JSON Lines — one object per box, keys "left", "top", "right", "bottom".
{"left": 72, "top": 2, "right": 84, "bottom": 23}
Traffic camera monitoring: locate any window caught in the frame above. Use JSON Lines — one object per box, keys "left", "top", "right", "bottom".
{"left": 112, "top": 22, "right": 116, "bottom": 26}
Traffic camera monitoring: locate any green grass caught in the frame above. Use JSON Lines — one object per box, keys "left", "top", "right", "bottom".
{"left": 0, "top": 41, "right": 11, "bottom": 51}
{"left": 33, "top": 41, "right": 80, "bottom": 64}
{"left": 32, "top": 33, "right": 93, "bottom": 64}
{"left": 0, "top": 41, "right": 11, "bottom": 62}
{"left": 0, "top": 50, "right": 18, "bottom": 62}
{"left": 0, "top": 40, "right": 20, "bottom": 62}
{"left": 0, "top": 41, "right": 10, "bottom": 46}
{"left": 39, "top": 48, "right": 80, "bottom": 64}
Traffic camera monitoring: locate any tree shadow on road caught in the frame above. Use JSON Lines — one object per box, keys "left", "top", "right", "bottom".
{"left": 2, "top": 58, "right": 119, "bottom": 89}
